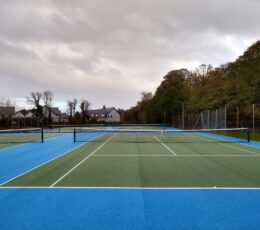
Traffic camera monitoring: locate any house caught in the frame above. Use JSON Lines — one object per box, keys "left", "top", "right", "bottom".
{"left": 88, "top": 106, "right": 121, "bottom": 123}
{"left": 42, "top": 106, "right": 64, "bottom": 123}
{"left": 25, "top": 110, "right": 35, "bottom": 118}
{"left": 61, "top": 113, "right": 69, "bottom": 123}
{"left": 15, "top": 109, "right": 36, "bottom": 118}
{"left": 15, "top": 109, "right": 27, "bottom": 118}
{"left": 0, "top": 106, "right": 15, "bottom": 118}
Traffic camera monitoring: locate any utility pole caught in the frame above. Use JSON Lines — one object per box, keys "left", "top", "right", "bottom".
{"left": 182, "top": 102, "right": 185, "bottom": 130}
{"left": 163, "top": 112, "right": 166, "bottom": 127}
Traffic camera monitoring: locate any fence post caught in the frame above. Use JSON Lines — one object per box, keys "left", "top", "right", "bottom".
{"left": 224, "top": 107, "right": 227, "bottom": 128}
{"left": 247, "top": 128, "right": 250, "bottom": 143}
{"left": 182, "top": 103, "right": 185, "bottom": 130}
{"left": 237, "top": 106, "right": 239, "bottom": 128}
{"left": 215, "top": 109, "right": 218, "bottom": 129}
{"left": 253, "top": 104, "right": 255, "bottom": 135}
{"left": 207, "top": 110, "right": 210, "bottom": 129}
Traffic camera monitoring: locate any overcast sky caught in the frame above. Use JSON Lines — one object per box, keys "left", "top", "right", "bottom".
{"left": 0, "top": 0, "right": 259, "bottom": 111}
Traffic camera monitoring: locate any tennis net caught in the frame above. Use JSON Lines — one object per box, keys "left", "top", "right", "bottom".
{"left": 73, "top": 127, "right": 250, "bottom": 143}
{"left": 0, "top": 128, "right": 44, "bottom": 144}
{"left": 48, "top": 124, "right": 169, "bottom": 133}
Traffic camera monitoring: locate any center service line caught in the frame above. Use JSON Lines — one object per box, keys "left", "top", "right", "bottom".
{"left": 50, "top": 134, "right": 116, "bottom": 187}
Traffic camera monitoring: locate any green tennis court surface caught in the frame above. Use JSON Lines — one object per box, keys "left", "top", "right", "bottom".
{"left": 3, "top": 133, "right": 260, "bottom": 188}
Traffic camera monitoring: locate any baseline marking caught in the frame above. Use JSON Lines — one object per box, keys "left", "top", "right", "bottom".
{"left": 50, "top": 134, "right": 115, "bottom": 187}
{"left": 153, "top": 136, "right": 177, "bottom": 156}
{"left": 220, "top": 143, "right": 259, "bottom": 155}
{"left": 1, "top": 186, "right": 260, "bottom": 190}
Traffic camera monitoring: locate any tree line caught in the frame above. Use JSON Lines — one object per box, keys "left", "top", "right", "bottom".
{"left": 26, "top": 91, "right": 92, "bottom": 124}
{"left": 122, "top": 40, "right": 260, "bottom": 124}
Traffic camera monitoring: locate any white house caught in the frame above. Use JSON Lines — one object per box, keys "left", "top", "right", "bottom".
{"left": 88, "top": 106, "right": 121, "bottom": 123}
{"left": 25, "top": 111, "right": 35, "bottom": 118}
{"left": 15, "top": 110, "right": 27, "bottom": 118}
{"left": 42, "top": 106, "right": 63, "bottom": 123}
{"left": 42, "top": 106, "right": 69, "bottom": 123}
{"left": 15, "top": 109, "right": 35, "bottom": 118}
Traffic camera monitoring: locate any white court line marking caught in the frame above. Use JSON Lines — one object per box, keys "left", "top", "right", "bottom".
{"left": 92, "top": 154, "right": 260, "bottom": 157}
{"left": 50, "top": 134, "right": 116, "bottom": 187}
{"left": 220, "top": 143, "right": 260, "bottom": 155}
{"left": 94, "top": 154, "right": 172, "bottom": 157}
{"left": 0, "top": 142, "right": 87, "bottom": 186}
{"left": 181, "top": 132, "right": 260, "bottom": 156}
{"left": 153, "top": 136, "right": 177, "bottom": 156}
{"left": 1, "top": 186, "right": 260, "bottom": 190}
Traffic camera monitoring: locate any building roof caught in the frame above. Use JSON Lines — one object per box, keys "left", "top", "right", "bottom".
{"left": 51, "top": 107, "right": 62, "bottom": 116}
{"left": 16, "top": 109, "right": 36, "bottom": 116}
{"left": 0, "top": 106, "right": 15, "bottom": 116}
{"left": 61, "top": 113, "right": 68, "bottom": 118}
{"left": 16, "top": 109, "right": 27, "bottom": 116}
{"left": 88, "top": 106, "right": 115, "bottom": 118}
{"left": 42, "top": 106, "right": 62, "bottom": 116}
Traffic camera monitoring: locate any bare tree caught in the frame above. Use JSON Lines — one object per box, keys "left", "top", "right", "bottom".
{"left": 0, "top": 98, "right": 15, "bottom": 107}
{"left": 27, "top": 92, "right": 43, "bottom": 118}
{"left": 72, "top": 99, "right": 78, "bottom": 116}
{"left": 80, "top": 99, "right": 90, "bottom": 123}
{"left": 67, "top": 100, "right": 74, "bottom": 120}
{"left": 43, "top": 90, "right": 54, "bottom": 119}
{"left": 195, "top": 64, "right": 213, "bottom": 77}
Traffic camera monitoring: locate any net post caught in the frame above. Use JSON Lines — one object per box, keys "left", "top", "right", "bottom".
{"left": 73, "top": 128, "right": 76, "bottom": 143}
{"left": 41, "top": 128, "right": 44, "bottom": 142}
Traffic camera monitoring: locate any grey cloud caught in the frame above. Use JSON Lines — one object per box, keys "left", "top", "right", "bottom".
{"left": 0, "top": 0, "right": 259, "bottom": 109}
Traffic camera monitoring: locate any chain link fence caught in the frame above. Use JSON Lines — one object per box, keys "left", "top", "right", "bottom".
{"left": 173, "top": 104, "right": 260, "bottom": 132}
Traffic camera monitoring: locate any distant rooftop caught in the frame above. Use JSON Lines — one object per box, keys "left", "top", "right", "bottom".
{"left": 0, "top": 106, "right": 15, "bottom": 116}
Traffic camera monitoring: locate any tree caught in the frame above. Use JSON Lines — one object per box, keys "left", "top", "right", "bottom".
{"left": 43, "top": 90, "right": 54, "bottom": 120}
{"left": 72, "top": 99, "right": 78, "bottom": 117}
{"left": 67, "top": 100, "right": 74, "bottom": 122}
{"left": 80, "top": 99, "right": 90, "bottom": 123}
{"left": 140, "top": 92, "right": 153, "bottom": 102}
{"left": 0, "top": 98, "right": 15, "bottom": 107}
{"left": 27, "top": 92, "right": 43, "bottom": 118}
{"left": 152, "top": 70, "right": 186, "bottom": 122}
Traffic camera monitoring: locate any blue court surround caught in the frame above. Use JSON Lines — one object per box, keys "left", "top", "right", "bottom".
{"left": 0, "top": 134, "right": 84, "bottom": 184}
{"left": 0, "top": 188, "right": 260, "bottom": 230}
{"left": 1, "top": 130, "right": 260, "bottom": 229}
{"left": 167, "top": 127, "right": 260, "bottom": 149}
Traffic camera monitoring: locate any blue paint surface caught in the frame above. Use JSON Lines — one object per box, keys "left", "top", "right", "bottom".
{"left": 0, "top": 134, "right": 83, "bottom": 184}
{"left": 0, "top": 188, "right": 260, "bottom": 230}
{"left": 169, "top": 127, "right": 260, "bottom": 149}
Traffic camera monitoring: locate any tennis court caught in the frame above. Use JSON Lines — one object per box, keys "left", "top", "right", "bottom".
{"left": 1, "top": 127, "right": 260, "bottom": 187}
{"left": 1, "top": 126, "right": 260, "bottom": 229}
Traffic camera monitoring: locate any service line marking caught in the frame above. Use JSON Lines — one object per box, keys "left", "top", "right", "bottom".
{"left": 153, "top": 136, "right": 177, "bottom": 156}
{"left": 92, "top": 154, "right": 259, "bottom": 157}
{"left": 220, "top": 143, "right": 260, "bottom": 155}
{"left": 50, "top": 134, "right": 116, "bottom": 187}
